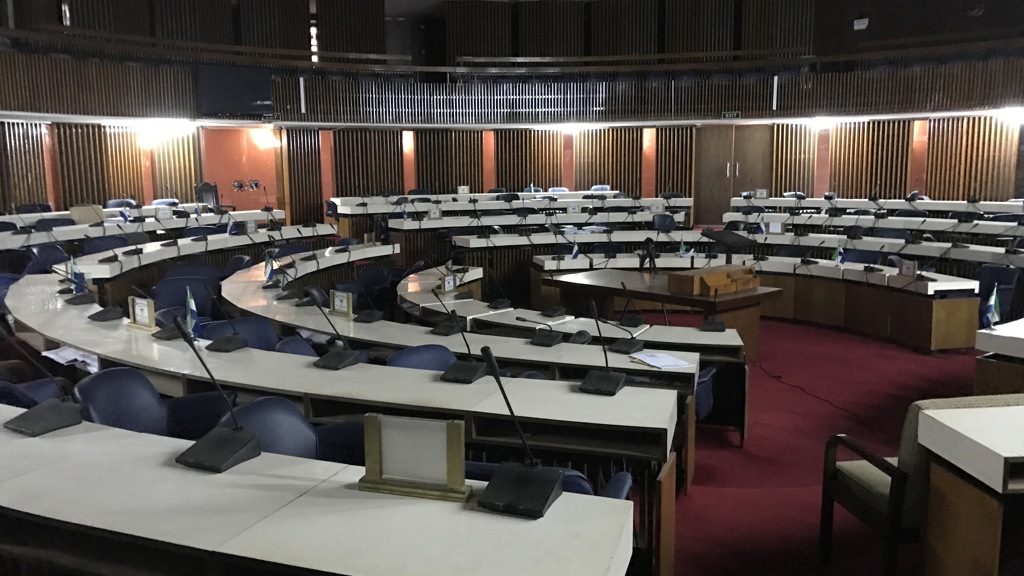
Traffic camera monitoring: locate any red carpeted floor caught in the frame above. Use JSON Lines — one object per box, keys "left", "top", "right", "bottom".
{"left": 663, "top": 317, "right": 976, "bottom": 576}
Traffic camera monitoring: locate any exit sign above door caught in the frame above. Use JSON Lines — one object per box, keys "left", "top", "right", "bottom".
{"left": 721, "top": 111, "right": 742, "bottom": 119}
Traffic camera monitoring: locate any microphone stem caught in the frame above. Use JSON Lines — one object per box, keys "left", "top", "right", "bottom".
{"left": 173, "top": 318, "right": 242, "bottom": 430}
{"left": 481, "top": 347, "right": 536, "bottom": 465}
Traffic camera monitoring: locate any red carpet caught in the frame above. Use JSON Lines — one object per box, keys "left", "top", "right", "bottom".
{"left": 663, "top": 318, "right": 975, "bottom": 575}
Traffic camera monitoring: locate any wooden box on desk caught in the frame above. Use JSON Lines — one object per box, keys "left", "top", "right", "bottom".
{"left": 667, "top": 265, "right": 759, "bottom": 296}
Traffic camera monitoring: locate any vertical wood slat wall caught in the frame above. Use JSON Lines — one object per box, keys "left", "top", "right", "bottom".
{"left": 151, "top": 0, "right": 234, "bottom": 44}
{"left": 445, "top": 0, "right": 513, "bottom": 64}
{"left": 66, "top": 0, "right": 150, "bottom": 36}
{"left": 926, "top": 117, "right": 1020, "bottom": 202}
{"left": 151, "top": 132, "right": 200, "bottom": 201}
{"left": 415, "top": 131, "right": 484, "bottom": 195}
{"left": 332, "top": 129, "right": 404, "bottom": 196}
{"left": 574, "top": 128, "right": 642, "bottom": 196}
{"left": 772, "top": 124, "right": 817, "bottom": 196}
{"left": 12, "top": 0, "right": 61, "bottom": 30}
{"left": 517, "top": 1, "right": 586, "bottom": 57}
{"left": 284, "top": 129, "right": 323, "bottom": 225}
{"left": 829, "top": 120, "right": 912, "bottom": 198}
{"left": 494, "top": 130, "right": 562, "bottom": 192}
{"left": 103, "top": 127, "right": 144, "bottom": 201}
{"left": 56, "top": 125, "right": 111, "bottom": 207}
{"left": 317, "top": 0, "right": 386, "bottom": 54}
{"left": 664, "top": 0, "right": 735, "bottom": 54}
{"left": 590, "top": 0, "right": 659, "bottom": 57}
{"left": 740, "top": 0, "right": 814, "bottom": 54}
{"left": 0, "top": 122, "right": 48, "bottom": 209}
{"left": 654, "top": 126, "right": 694, "bottom": 195}
{"left": 238, "top": 0, "right": 310, "bottom": 51}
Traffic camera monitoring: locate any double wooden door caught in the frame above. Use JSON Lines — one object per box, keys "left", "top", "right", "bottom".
{"left": 693, "top": 125, "right": 773, "bottom": 226}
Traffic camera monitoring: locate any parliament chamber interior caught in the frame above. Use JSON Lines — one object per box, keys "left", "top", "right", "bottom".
{"left": 0, "top": 1, "right": 1023, "bottom": 575}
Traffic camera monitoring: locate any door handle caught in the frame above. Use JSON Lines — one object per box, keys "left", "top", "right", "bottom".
{"left": 736, "top": 163, "right": 740, "bottom": 179}
{"left": 726, "top": 163, "right": 730, "bottom": 178}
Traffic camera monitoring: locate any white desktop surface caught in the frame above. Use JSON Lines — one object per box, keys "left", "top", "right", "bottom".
{"left": 548, "top": 317, "right": 650, "bottom": 337}
{"left": 220, "top": 466, "right": 633, "bottom": 576}
{"left": 919, "top": 405, "right": 1024, "bottom": 494}
{"left": 976, "top": 318, "right": 1024, "bottom": 359}
{"left": 635, "top": 324, "right": 744, "bottom": 348}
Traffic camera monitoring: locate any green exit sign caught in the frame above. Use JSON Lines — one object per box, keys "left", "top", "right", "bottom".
{"left": 722, "top": 111, "right": 742, "bottom": 119}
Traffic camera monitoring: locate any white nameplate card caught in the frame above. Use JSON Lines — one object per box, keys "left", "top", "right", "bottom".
{"left": 899, "top": 259, "right": 918, "bottom": 277}
{"left": 442, "top": 275, "right": 455, "bottom": 292}
{"left": 567, "top": 204, "right": 581, "bottom": 215}
{"left": 330, "top": 290, "right": 354, "bottom": 316}
{"left": 428, "top": 208, "right": 441, "bottom": 220}
{"left": 128, "top": 296, "right": 156, "bottom": 331}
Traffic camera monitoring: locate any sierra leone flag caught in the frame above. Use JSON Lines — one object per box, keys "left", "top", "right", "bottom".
{"left": 185, "top": 286, "right": 198, "bottom": 337}
{"left": 984, "top": 287, "right": 1001, "bottom": 329}
{"left": 571, "top": 242, "right": 580, "bottom": 260}
{"left": 832, "top": 246, "right": 846, "bottom": 264}
{"left": 264, "top": 254, "right": 274, "bottom": 282}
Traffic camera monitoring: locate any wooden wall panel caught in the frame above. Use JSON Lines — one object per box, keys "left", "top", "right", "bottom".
{"left": 829, "top": 120, "right": 912, "bottom": 199}
{"left": 284, "top": 129, "right": 323, "bottom": 225}
{"left": 664, "top": 0, "right": 735, "bottom": 54}
{"left": 926, "top": 116, "right": 1019, "bottom": 202}
{"left": 66, "top": 0, "right": 151, "bottom": 36}
{"left": 415, "top": 130, "right": 484, "bottom": 194}
{"left": 12, "top": 0, "right": 61, "bottom": 30}
{"left": 151, "top": 132, "right": 200, "bottom": 201}
{"left": 772, "top": 124, "right": 817, "bottom": 196}
{"left": 151, "top": 0, "right": 234, "bottom": 44}
{"left": 591, "top": 0, "right": 659, "bottom": 57}
{"left": 741, "top": 0, "right": 813, "bottom": 54}
{"left": 517, "top": 1, "right": 585, "bottom": 57}
{"left": 317, "top": 0, "right": 386, "bottom": 54}
{"left": 56, "top": 124, "right": 146, "bottom": 207}
{"left": 238, "top": 0, "right": 310, "bottom": 50}
{"left": 574, "top": 128, "right": 642, "bottom": 196}
{"left": 0, "top": 122, "right": 48, "bottom": 209}
{"left": 445, "top": 0, "right": 513, "bottom": 65}
{"left": 332, "top": 129, "right": 403, "bottom": 196}
{"left": 494, "top": 130, "right": 562, "bottom": 192}
{"left": 103, "top": 127, "right": 145, "bottom": 202}
{"left": 0, "top": 52, "right": 194, "bottom": 118}
{"left": 654, "top": 126, "right": 694, "bottom": 195}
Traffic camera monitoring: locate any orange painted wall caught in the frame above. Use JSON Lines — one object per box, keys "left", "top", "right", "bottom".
{"left": 200, "top": 128, "right": 281, "bottom": 212}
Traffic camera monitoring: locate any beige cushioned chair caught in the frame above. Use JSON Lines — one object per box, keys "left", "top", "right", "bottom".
{"left": 819, "top": 393, "right": 1024, "bottom": 575}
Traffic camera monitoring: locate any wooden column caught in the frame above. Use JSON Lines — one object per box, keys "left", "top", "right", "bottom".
{"left": 561, "top": 132, "right": 575, "bottom": 191}
{"left": 320, "top": 130, "right": 336, "bottom": 222}
{"left": 641, "top": 127, "right": 657, "bottom": 198}
{"left": 140, "top": 148, "right": 156, "bottom": 205}
{"left": 402, "top": 130, "right": 416, "bottom": 194}
{"left": 42, "top": 125, "right": 62, "bottom": 211}
{"left": 909, "top": 119, "right": 929, "bottom": 194}
{"left": 813, "top": 128, "right": 831, "bottom": 197}
{"left": 482, "top": 130, "right": 496, "bottom": 192}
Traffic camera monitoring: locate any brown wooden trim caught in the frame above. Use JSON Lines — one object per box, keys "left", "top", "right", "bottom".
{"left": 319, "top": 130, "right": 336, "bottom": 223}
{"left": 277, "top": 128, "right": 289, "bottom": 225}
{"left": 402, "top": 130, "right": 416, "bottom": 193}
{"left": 641, "top": 127, "right": 656, "bottom": 198}
{"left": 909, "top": 119, "right": 929, "bottom": 194}
{"left": 813, "top": 128, "right": 830, "bottom": 197}
{"left": 482, "top": 130, "right": 496, "bottom": 193}
{"left": 561, "top": 132, "right": 575, "bottom": 191}
{"left": 42, "top": 125, "right": 62, "bottom": 211}
{"left": 140, "top": 147, "right": 156, "bottom": 205}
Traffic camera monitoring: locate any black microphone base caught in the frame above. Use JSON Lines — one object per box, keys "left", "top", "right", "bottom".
{"left": 12, "top": 229, "right": 31, "bottom": 235}
{"left": 529, "top": 331, "right": 564, "bottom": 347}
{"left": 152, "top": 324, "right": 182, "bottom": 340}
{"left": 206, "top": 335, "right": 248, "bottom": 353}
{"left": 3, "top": 398, "right": 83, "bottom": 437}
{"left": 620, "top": 313, "right": 644, "bottom": 328}
{"left": 57, "top": 287, "right": 73, "bottom": 295}
{"left": 863, "top": 265, "right": 883, "bottom": 273}
{"left": 354, "top": 310, "right": 383, "bottom": 323}
{"left": 579, "top": 370, "right": 626, "bottom": 396}
{"left": 275, "top": 290, "right": 299, "bottom": 301}
{"left": 541, "top": 305, "right": 566, "bottom": 318}
{"left": 294, "top": 297, "right": 314, "bottom": 307}
{"left": 87, "top": 306, "right": 124, "bottom": 322}
{"left": 262, "top": 280, "right": 281, "bottom": 290}
{"left": 161, "top": 240, "right": 179, "bottom": 247}
{"left": 794, "top": 231, "right": 809, "bottom": 237}
{"left": 701, "top": 319, "right": 727, "bottom": 332}
{"left": 430, "top": 320, "right": 465, "bottom": 336}
{"left": 313, "top": 348, "right": 360, "bottom": 370}
{"left": 609, "top": 338, "right": 643, "bottom": 354}
{"left": 477, "top": 462, "right": 563, "bottom": 519}
{"left": 190, "top": 235, "right": 209, "bottom": 242}
{"left": 952, "top": 242, "right": 969, "bottom": 249}
{"left": 66, "top": 292, "right": 96, "bottom": 306}
{"left": 440, "top": 360, "right": 487, "bottom": 384}
{"left": 175, "top": 427, "right": 261, "bottom": 474}
{"left": 488, "top": 298, "right": 512, "bottom": 309}
{"left": 300, "top": 254, "right": 318, "bottom": 261}
{"left": 123, "top": 248, "right": 144, "bottom": 256}
{"left": 98, "top": 254, "right": 119, "bottom": 263}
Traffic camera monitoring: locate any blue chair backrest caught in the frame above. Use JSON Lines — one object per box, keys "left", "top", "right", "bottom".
{"left": 977, "top": 264, "right": 1020, "bottom": 322}
{"left": 408, "top": 188, "right": 432, "bottom": 195}
{"left": 276, "top": 336, "right": 318, "bottom": 357}
{"left": 548, "top": 187, "right": 569, "bottom": 193}
{"left": 948, "top": 211, "right": 980, "bottom": 222}
{"left": 773, "top": 245, "right": 812, "bottom": 259}
{"left": 496, "top": 193, "right": 520, "bottom": 203}
{"left": 217, "top": 396, "right": 317, "bottom": 459}
{"left": 336, "top": 237, "right": 360, "bottom": 247}
{"left": 103, "top": 199, "right": 137, "bottom": 209}
{"left": 151, "top": 198, "right": 179, "bottom": 207}
{"left": 562, "top": 469, "right": 595, "bottom": 495}
{"left": 387, "top": 344, "right": 457, "bottom": 371}
{"left": 894, "top": 209, "right": 928, "bottom": 218}
{"left": 738, "top": 205, "right": 766, "bottom": 214}
{"left": 219, "top": 255, "right": 252, "bottom": 280}
{"left": 590, "top": 185, "right": 611, "bottom": 192}
{"left": 486, "top": 188, "right": 506, "bottom": 195}
{"left": 847, "top": 209, "right": 874, "bottom": 216}
{"left": 204, "top": 317, "right": 279, "bottom": 351}
{"left": 514, "top": 207, "right": 538, "bottom": 217}
{"left": 843, "top": 249, "right": 881, "bottom": 265}
{"left": 868, "top": 227, "right": 909, "bottom": 240}
{"left": 15, "top": 203, "right": 51, "bottom": 214}
{"left": 181, "top": 226, "right": 218, "bottom": 238}
{"left": 33, "top": 218, "right": 76, "bottom": 231}
{"left": 695, "top": 367, "right": 716, "bottom": 421}
{"left": 987, "top": 213, "right": 1020, "bottom": 222}
{"left": 0, "top": 381, "right": 42, "bottom": 408}
{"left": 152, "top": 276, "right": 217, "bottom": 317}
{"left": 652, "top": 214, "right": 677, "bottom": 233}
{"left": 82, "top": 235, "right": 130, "bottom": 255}
{"left": 269, "top": 243, "right": 309, "bottom": 259}
{"left": 523, "top": 186, "right": 543, "bottom": 193}
{"left": 0, "top": 222, "right": 17, "bottom": 233}
{"left": 164, "top": 263, "right": 221, "bottom": 286}
{"left": 591, "top": 242, "right": 622, "bottom": 255}
{"left": 74, "top": 367, "right": 168, "bottom": 436}
{"left": 30, "top": 244, "right": 68, "bottom": 262}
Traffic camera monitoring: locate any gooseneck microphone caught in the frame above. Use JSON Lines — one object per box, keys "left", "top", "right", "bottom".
{"left": 476, "top": 346, "right": 563, "bottom": 518}
{"left": 203, "top": 285, "right": 248, "bottom": 353}
{"left": 484, "top": 262, "right": 512, "bottom": 309}
{"left": 515, "top": 316, "right": 564, "bottom": 347}
{"left": 171, "top": 317, "right": 261, "bottom": 473}
{"left": 591, "top": 314, "right": 645, "bottom": 354}
{"left": 578, "top": 300, "right": 626, "bottom": 396}
{"left": 430, "top": 288, "right": 486, "bottom": 383}
{"left": 49, "top": 267, "right": 123, "bottom": 321}
{"left": 131, "top": 285, "right": 181, "bottom": 340}
{"left": 1, "top": 329, "right": 83, "bottom": 437}
{"left": 700, "top": 289, "right": 727, "bottom": 332}
{"left": 351, "top": 270, "right": 384, "bottom": 324}
{"left": 303, "top": 287, "right": 360, "bottom": 370}
{"left": 618, "top": 281, "right": 644, "bottom": 327}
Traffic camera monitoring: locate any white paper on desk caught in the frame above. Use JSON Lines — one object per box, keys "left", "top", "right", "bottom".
{"left": 41, "top": 346, "right": 99, "bottom": 372}
{"left": 582, "top": 225, "right": 608, "bottom": 233}
{"left": 629, "top": 352, "right": 693, "bottom": 370}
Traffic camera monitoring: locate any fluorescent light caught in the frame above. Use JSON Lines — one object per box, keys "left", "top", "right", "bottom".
{"left": 804, "top": 117, "right": 836, "bottom": 132}
{"left": 135, "top": 120, "right": 196, "bottom": 149}
{"left": 249, "top": 128, "right": 280, "bottom": 150}
{"left": 994, "top": 107, "right": 1024, "bottom": 126}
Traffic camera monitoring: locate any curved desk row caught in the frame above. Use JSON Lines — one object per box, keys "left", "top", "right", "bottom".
{"left": 330, "top": 192, "right": 690, "bottom": 216}
{"left": 7, "top": 273, "right": 677, "bottom": 576}
{"left": 723, "top": 210, "right": 1024, "bottom": 238}
{"left": 0, "top": 203, "right": 205, "bottom": 225}
{"left": 728, "top": 196, "right": 1024, "bottom": 214}
{"left": 974, "top": 319, "right": 1024, "bottom": 396}
{"left": 388, "top": 210, "right": 688, "bottom": 231}
{"left": 0, "top": 404, "right": 633, "bottom": 576}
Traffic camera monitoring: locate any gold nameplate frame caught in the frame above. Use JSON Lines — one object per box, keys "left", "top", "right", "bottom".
{"left": 128, "top": 296, "right": 156, "bottom": 331}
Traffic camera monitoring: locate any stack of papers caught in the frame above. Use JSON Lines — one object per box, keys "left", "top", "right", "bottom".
{"left": 41, "top": 346, "right": 100, "bottom": 373}
{"left": 581, "top": 225, "right": 608, "bottom": 234}
{"left": 628, "top": 352, "right": 693, "bottom": 370}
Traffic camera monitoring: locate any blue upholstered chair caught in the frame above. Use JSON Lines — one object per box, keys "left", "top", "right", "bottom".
{"left": 33, "top": 218, "right": 76, "bottom": 231}
{"left": 218, "top": 255, "right": 252, "bottom": 280}
{"left": 335, "top": 266, "right": 399, "bottom": 316}
{"left": 496, "top": 193, "right": 521, "bottom": 203}
{"left": 74, "top": 367, "right": 234, "bottom": 440}
{"left": 82, "top": 235, "right": 129, "bottom": 255}
{"left": 276, "top": 336, "right": 318, "bottom": 357}
{"left": 387, "top": 344, "right": 456, "bottom": 372}
{"left": 695, "top": 367, "right": 716, "bottom": 421}
{"left": 977, "top": 264, "right": 1020, "bottom": 327}
{"left": 181, "top": 225, "right": 218, "bottom": 238}
{"left": 590, "top": 184, "right": 612, "bottom": 192}
{"left": 868, "top": 228, "right": 909, "bottom": 241}
{"left": 152, "top": 276, "right": 217, "bottom": 318}
{"left": 14, "top": 203, "right": 51, "bottom": 214}
{"left": 548, "top": 187, "right": 569, "bottom": 193}
{"left": 653, "top": 214, "right": 677, "bottom": 233}
{"left": 217, "top": 396, "right": 364, "bottom": 464}
{"left": 151, "top": 198, "right": 179, "bottom": 207}
{"left": 465, "top": 462, "right": 632, "bottom": 499}
{"left": 0, "top": 378, "right": 64, "bottom": 409}
{"left": 519, "top": 370, "right": 548, "bottom": 380}
{"left": 893, "top": 209, "right": 928, "bottom": 218}
{"left": 591, "top": 242, "right": 622, "bottom": 256}
{"left": 842, "top": 249, "right": 882, "bottom": 265}
{"left": 335, "top": 237, "right": 360, "bottom": 247}
{"left": 103, "top": 199, "right": 137, "bottom": 209}
{"left": 986, "top": 213, "right": 1020, "bottom": 222}
{"left": 23, "top": 245, "right": 69, "bottom": 275}
{"left": 164, "top": 263, "right": 221, "bottom": 286}
{"left": 523, "top": 186, "right": 543, "bottom": 193}
{"left": 204, "top": 317, "right": 279, "bottom": 351}
{"left": 0, "top": 222, "right": 18, "bottom": 233}
{"left": 774, "top": 245, "right": 813, "bottom": 259}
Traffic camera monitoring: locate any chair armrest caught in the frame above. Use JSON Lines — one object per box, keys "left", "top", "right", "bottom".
{"left": 599, "top": 471, "right": 633, "bottom": 499}
{"left": 19, "top": 378, "right": 64, "bottom": 403}
{"left": 166, "top": 391, "right": 237, "bottom": 440}
{"left": 824, "top": 434, "right": 901, "bottom": 478}
{"left": 315, "top": 420, "right": 365, "bottom": 465}
{"left": 0, "top": 359, "right": 34, "bottom": 383}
